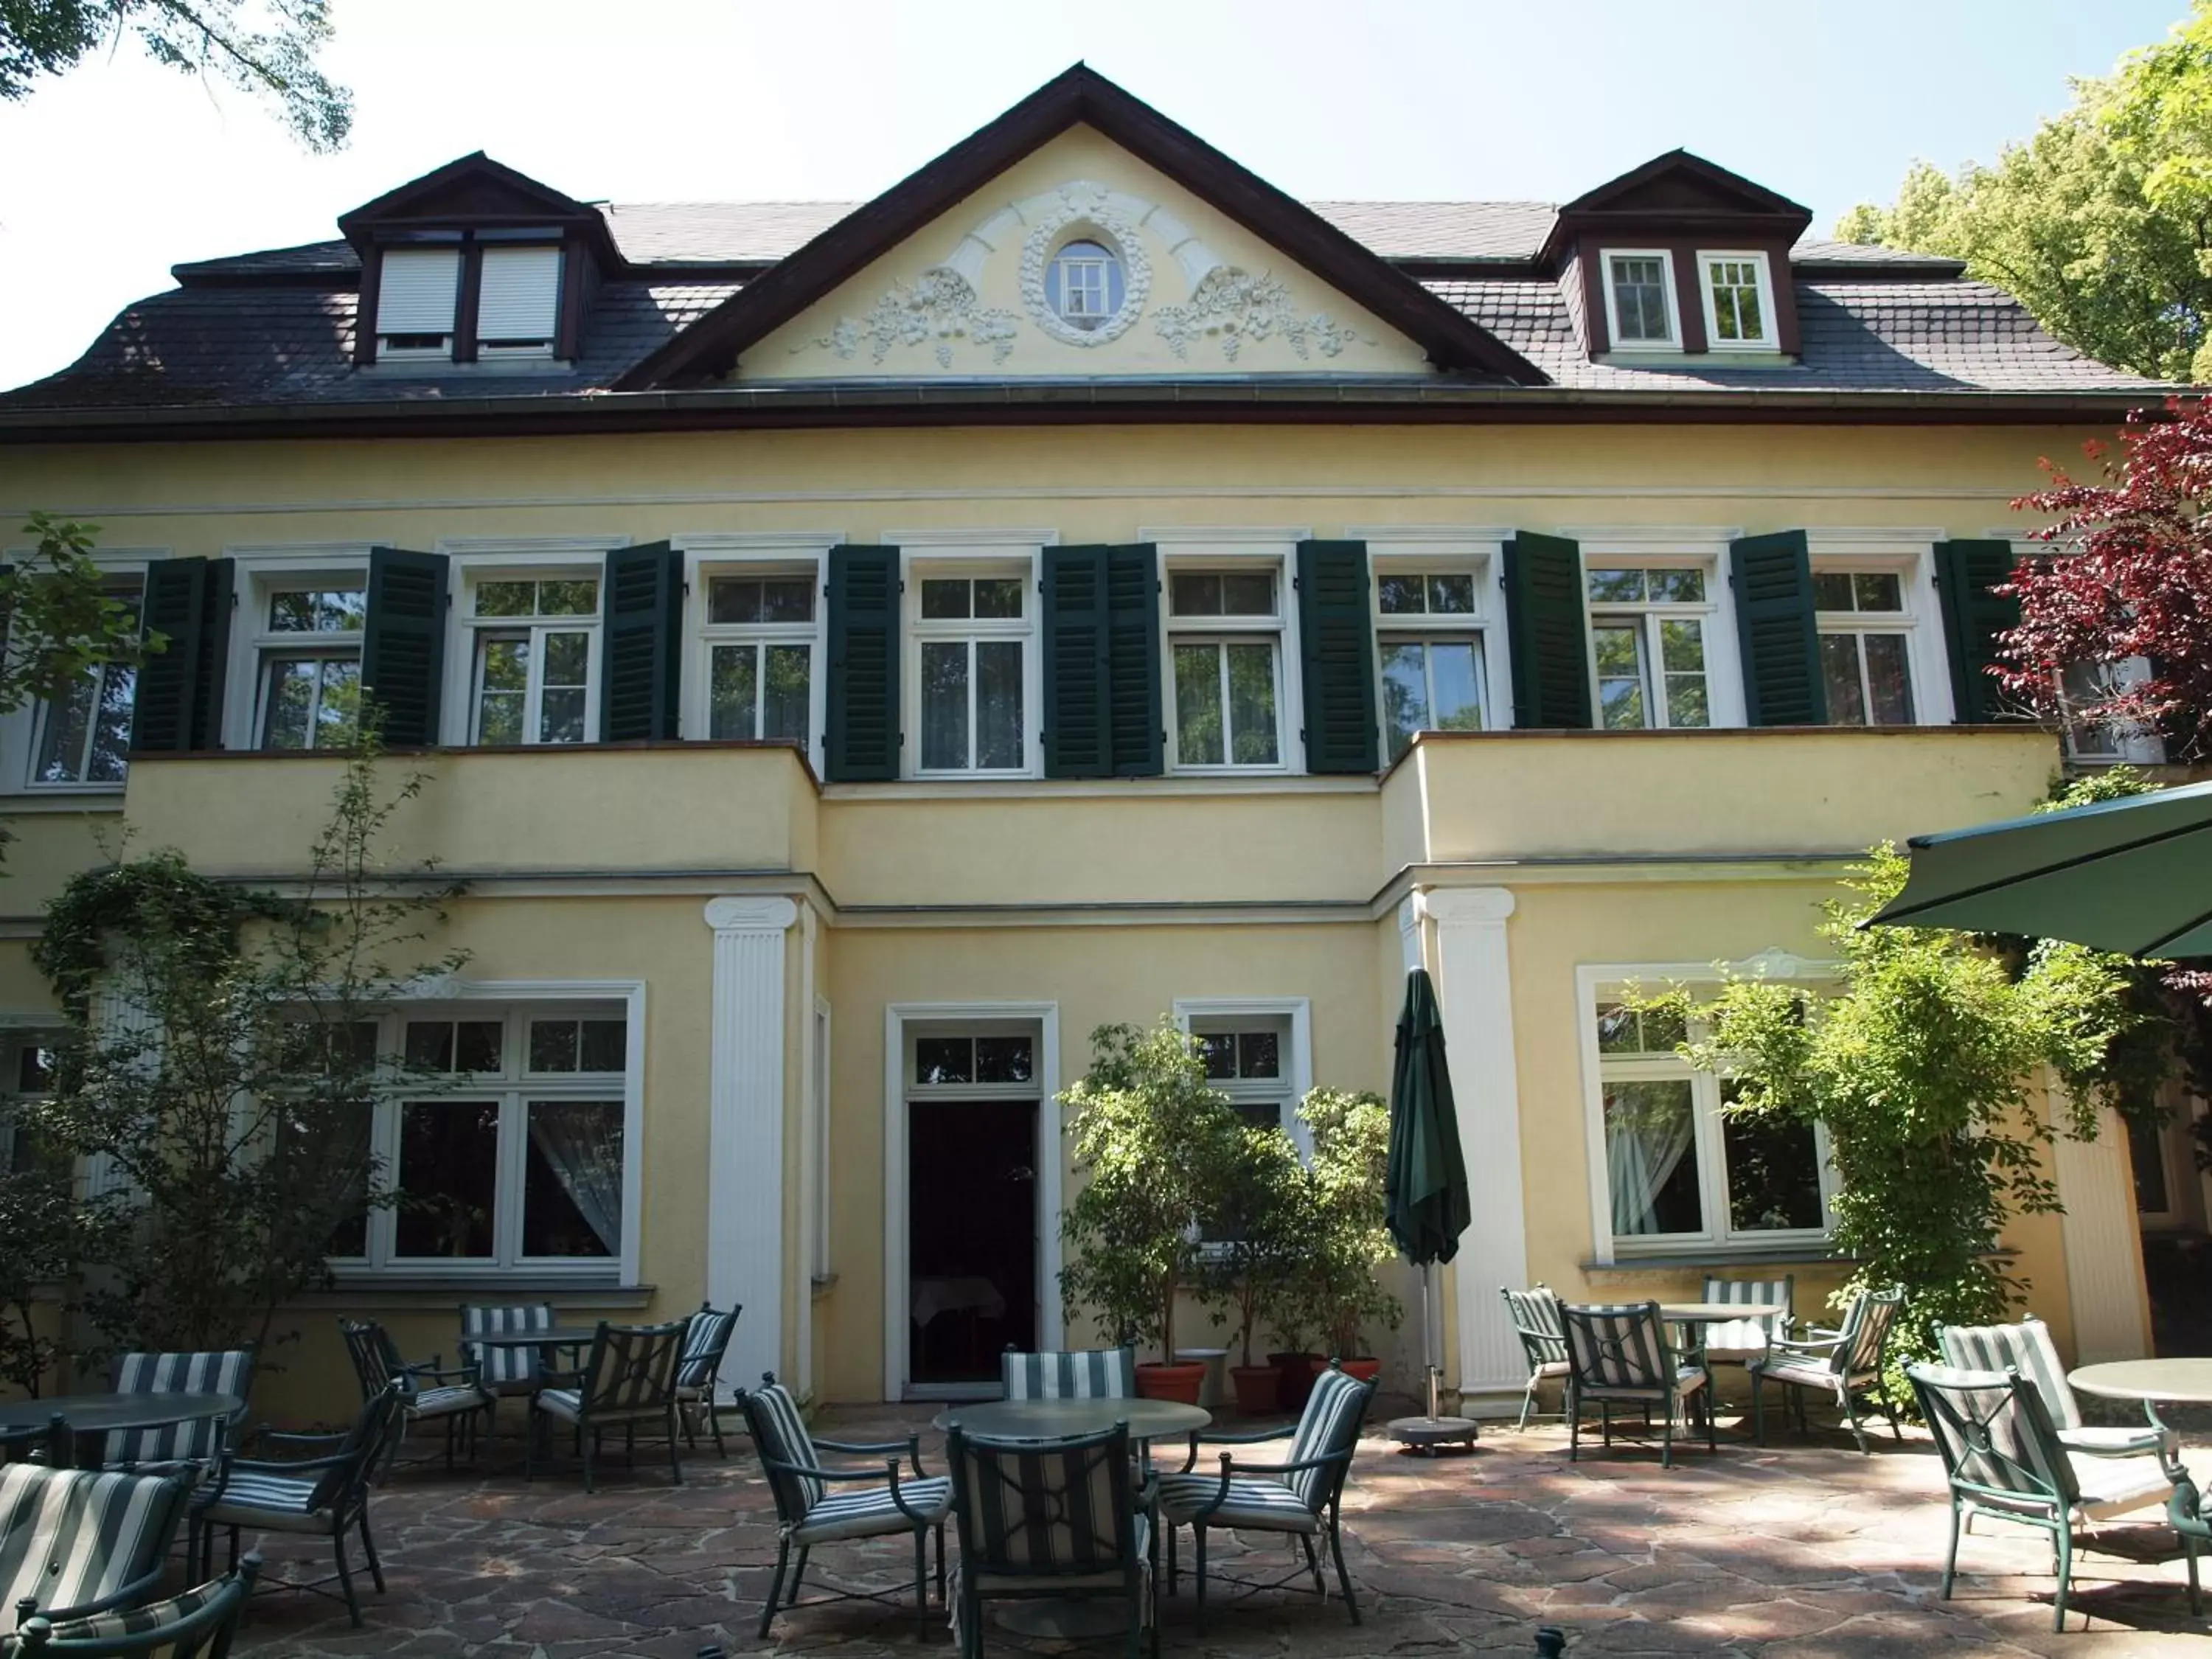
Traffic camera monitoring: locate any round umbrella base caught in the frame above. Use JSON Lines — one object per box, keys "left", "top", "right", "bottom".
{"left": 1388, "top": 1415, "right": 1480, "bottom": 1455}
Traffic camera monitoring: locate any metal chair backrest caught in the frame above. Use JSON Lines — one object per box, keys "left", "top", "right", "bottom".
{"left": 675, "top": 1303, "right": 741, "bottom": 1392}
{"left": 459, "top": 1303, "right": 554, "bottom": 1388}
{"left": 1841, "top": 1286, "right": 1905, "bottom": 1379}
{"left": 104, "top": 1350, "right": 254, "bottom": 1466}
{"left": 575, "top": 1319, "right": 688, "bottom": 1414}
{"left": 1281, "top": 1364, "right": 1376, "bottom": 1510}
{"left": 1561, "top": 1302, "right": 1672, "bottom": 1396}
{"left": 15, "top": 1552, "right": 260, "bottom": 1655}
{"left": 733, "top": 1374, "right": 822, "bottom": 1523}
{"left": 0, "top": 1464, "right": 188, "bottom": 1625}
{"left": 947, "top": 1422, "right": 1139, "bottom": 1582}
{"left": 1500, "top": 1286, "right": 1568, "bottom": 1368}
{"left": 1938, "top": 1315, "right": 2077, "bottom": 1429}
{"left": 1699, "top": 1274, "right": 1793, "bottom": 1350}
{"left": 1907, "top": 1362, "right": 2079, "bottom": 1511}
{"left": 296, "top": 1380, "right": 407, "bottom": 1517}
{"left": 338, "top": 1318, "right": 415, "bottom": 1404}
{"left": 999, "top": 1348, "right": 1136, "bottom": 1400}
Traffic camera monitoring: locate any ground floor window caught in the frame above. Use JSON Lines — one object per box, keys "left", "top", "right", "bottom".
{"left": 1590, "top": 991, "right": 1832, "bottom": 1254}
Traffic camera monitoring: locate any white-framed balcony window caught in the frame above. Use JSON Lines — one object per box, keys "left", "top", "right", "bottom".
{"left": 703, "top": 571, "right": 815, "bottom": 745}
{"left": 1601, "top": 248, "right": 1679, "bottom": 349}
{"left": 905, "top": 555, "right": 1037, "bottom": 778}
{"left": 461, "top": 568, "right": 601, "bottom": 747}
{"left": 1166, "top": 566, "right": 1287, "bottom": 771}
{"left": 1579, "top": 970, "right": 1834, "bottom": 1262}
{"left": 29, "top": 602, "right": 140, "bottom": 789}
{"left": 2058, "top": 657, "right": 2165, "bottom": 764}
{"left": 1813, "top": 566, "right": 1917, "bottom": 727}
{"left": 251, "top": 580, "right": 365, "bottom": 751}
{"left": 339, "top": 990, "right": 643, "bottom": 1282}
{"left": 1173, "top": 998, "right": 1313, "bottom": 1153}
{"left": 1373, "top": 563, "right": 1491, "bottom": 762}
{"left": 1585, "top": 563, "right": 1716, "bottom": 730}
{"left": 1696, "top": 250, "right": 1775, "bottom": 350}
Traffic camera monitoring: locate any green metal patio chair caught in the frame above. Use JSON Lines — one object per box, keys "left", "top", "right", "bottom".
{"left": 1938, "top": 1315, "right": 2170, "bottom": 1459}
{"left": 1499, "top": 1285, "right": 1569, "bottom": 1431}
{"left": 1559, "top": 1301, "right": 1713, "bottom": 1469}
{"left": 13, "top": 1554, "right": 260, "bottom": 1656}
{"left": 339, "top": 1317, "right": 495, "bottom": 1472}
{"left": 1748, "top": 1284, "right": 1904, "bottom": 1453}
{"left": 527, "top": 1318, "right": 690, "bottom": 1492}
{"left": 998, "top": 1347, "right": 1137, "bottom": 1399}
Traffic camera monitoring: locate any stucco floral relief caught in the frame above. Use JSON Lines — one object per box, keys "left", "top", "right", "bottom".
{"left": 1152, "top": 266, "right": 1360, "bottom": 363}
{"left": 799, "top": 268, "right": 1019, "bottom": 369}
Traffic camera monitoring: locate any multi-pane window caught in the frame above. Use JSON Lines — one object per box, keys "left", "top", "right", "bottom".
{"left": 1168, "top": 568, "right": 1284, "bottom": 770}
{"left": 1813, "top": 569, "right": 1916, "bottom": 727}
{"left": 1375, "top": 568, "right": 1486, "bottom": 762}
{"left": 2057, "top": 657, "right": 2161, "bottom": 762}
{"left": 1606, "top": 253, "right": 1674, "bottom": 345}
{"left": 255, "top": 585, "right": 364, "bottom": 751}
{"left": 0, "top": 1033, "right": 58, "bottom": 1177}
{"left": 1049, "top": 240, "right": 1123, "bottom": 330}
{"left": 1192, "top": 1018, "right": 1293, "bottom": 1134}
{"left": 1585, "top": 566, "right": 1712, "bottom": 730}
{"left": 345, "top": 1003, "right": 629, "bottom": 1273}
{"left": 1593, "top": 995, "right": 1829, "bottom": 1251}
{"left": 1702, "top": 253, "right": 1770, "bottom": 347}
{"left": 703, "top": 571, "right": 815, "bottom": 748}
{"left": 30, "top": 583, "right": 139, "bottom": 787}
{"left": 912, "top": 1032, "right": 1035, "bottom": 1088}
{"left": 467, "top": 575, "right": 599, "bottom": 746}
{"left": 914, "top": 574, "right": 1028, "bottom": 773}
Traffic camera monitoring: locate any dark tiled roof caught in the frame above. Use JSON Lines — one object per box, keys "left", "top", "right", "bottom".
{"left": 173, "top": 239, "right": 361, "bottom": 281}
{"left": 1423, "top": 276, "right": 2162, "bottom": 394}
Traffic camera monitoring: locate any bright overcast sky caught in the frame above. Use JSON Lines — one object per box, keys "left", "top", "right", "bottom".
{"left": 0, "top": 0, "right": 2188, "bottom": 394}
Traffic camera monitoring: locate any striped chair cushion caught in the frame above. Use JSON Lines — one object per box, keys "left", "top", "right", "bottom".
{"left": 675, "top": 1307, "right": 739, "bottom": 1391}
{"left": 1700, "top": 1276, "right": 1792, "bottom": 1357}
{"left": 104, "top": 1352, "right": 252, "bottom": 1467}
{"left": 744, "top": 1382, "right": 824, "bottom": 1518}
{"left": 0, "top": 1465, "right": 184, "bottom": 1624}
{"left": 13, "top": 1572, "right": 240, "bottom": 1657}
{"left": 461, "top": 1304, "right": 556, "bottom": 1389}
{"left": 2069, "top": 1453, "right": 2179, "bottom": 1521}
{"left": 1501, "top": 1287, "right": 1568, "bottom": 1368}
{"left": 193, "top": 1470, "right": 328, "bottom": 1531}
{"left": 535, "top": 1384, "right": 675, "bottom": 1426}
{"left": 789, "top": 1477, "right": 953, "bottom": 1544}
{"left": 1155, "top": 1471, "right": 1320, "bottom": 1532}
{"left": 1843, "top": 1290, "right": 1902, "bottom": 1377}
{"left": 1938, "top": 1317, "right": 2079, "bottom": 1429}
{"left": 1283, "top": 1366, "right": 1370, "bottom": 1509}
{"left": 953, "top": 1431, "right": 1133, "bottom": 1573}
{"left": 408, "top": 1384, "right": 490, "bottom": 1422}
{"left": 571, "top": 1321, "right": 685, "bottom": 1415}
{"left": 999, "top": 1349, "right": 1135, "bottom": 1400}
{"left": 1909, "top": 1364, "right": 2078, "bottom": 1510}
{"left": 1562, "top": 1303, "right": 1676, "bottom": 1398}
{"left": 1753, "top": 1354, "right": 1856, "bottom": 1394}
{"left": 970, "top": 1516, "right": 1150, "bottom": 1592}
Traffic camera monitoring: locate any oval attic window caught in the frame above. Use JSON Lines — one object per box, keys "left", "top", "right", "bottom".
{"left": 1048, "top": 238, "right": 1124, "bottom": 331}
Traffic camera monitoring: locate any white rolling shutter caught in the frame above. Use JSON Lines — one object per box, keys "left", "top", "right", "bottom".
{"left": 477, "top": 246, "right": 563, "bottom": 349}
{"left": 375, "top": 248, "right": 461, "bottom": 341}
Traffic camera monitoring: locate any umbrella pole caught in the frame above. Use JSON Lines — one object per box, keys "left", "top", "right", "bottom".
{"left": 1424, "top": 1263, "right": 1441, "bottom": 1419}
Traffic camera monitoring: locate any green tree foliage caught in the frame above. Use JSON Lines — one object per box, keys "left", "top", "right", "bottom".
{"left": 1649, "top": 847, "right": 2156, "bottom": 1379}
{"left": 1290, "top": 1087, "right": 1402, "bottom": 1361}
{"left": 1837, "top": 4, "right": 2212, "bottom": 381}
{"left": 2, "top": 515, "right": 150, "bottom": 719}
{"left": 16, "top": 740, "right": 463, "bottom": 1368}
{"left": 1197, "top": 1120, "right": 1304, "bottom": 1369}
{"left": 0, "top": 0, "right": 349, "bottom": 150}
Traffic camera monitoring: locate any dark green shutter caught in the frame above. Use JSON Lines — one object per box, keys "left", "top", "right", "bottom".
{"left": 600, "top": 541, "right": 683, "bottom": 742}
{"left": 1729, "top": 531, "right": 1827, "bottom": 726}
{"left": 1502, "top": 532, "right": 1592, "bottom": 729}
{"left": 1045, "top": 544, "right": 1161, "bottom": 778}
{"left": 360, "top": 547, "right": 448, "bottom": 748}
{"left": 1935, "top": 539, "right": 2021, "bottom": 723}
{"left": 1295, "top": 540, "right": 1379, "bottom": 773}
{"left": 130, "top": 556, "right": 232, "bottom": 754}
{"left": 826, "top": 546, "right": 900, "bottom": 781}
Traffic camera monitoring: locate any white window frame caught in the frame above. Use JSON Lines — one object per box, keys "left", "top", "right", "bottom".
{"left": 437, "top": 538, "right": 624, "bottom": 748}
{"left": 902, "top": 549, "right": 1041, "bottom": 780}
{"left": 0, "top": 1021, "right": 60, "bottom": 1175}
{"left": 338, "top": 980, "right": 646, "bottom": 1287}
{"left": 1568, "top": 531, "right": 1745, "bottom": 730}
{"left": 1804, "top": 532, "right": 1955, "bottom": 726}
{"left": 2058, "top": 656, "right": 2165, "bottom": 764}
{"left": 1363, "top": 535, "right": 1509, "bottom": 762}
{"left": 1599, "top": 248, "right": 1681, "bottom": 351}
{"left": 221, "top": 546, "right": 373, "bottom": 753}
{"left": 680, "top": 535, "right": 835, "bottom": 771}
{"left": 473, "top": 244, "right": 563, "bottom": 359}
{"left": 1172, "top": 997, "right": 1314, "bottom": 1158}
{"left": 1694, "top": 249, "right": 1778, "bottom": 352}
{"left": 0, "top": 546, "right": 153, "bottom": 798}
{"left": 1149, "top": 532, "right": 1306, "bottom": 778}
{"left": 375, "top": 246, "right": 463, "bottom": 361}
{"left": 1576, "top": 957, "right": 1837, "bottom": 1266}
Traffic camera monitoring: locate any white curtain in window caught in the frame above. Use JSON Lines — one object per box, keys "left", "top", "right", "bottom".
{"left": 1607, "top": 1091, "right": 1694, "bottom": 1236}
{"left": 528, "top": 1102, "right": 622, "bottom": 1253}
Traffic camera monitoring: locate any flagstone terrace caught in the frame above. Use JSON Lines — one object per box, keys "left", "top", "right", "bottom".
{"left": 223, "top": 1397, "right": 2211, "bottom": 1658}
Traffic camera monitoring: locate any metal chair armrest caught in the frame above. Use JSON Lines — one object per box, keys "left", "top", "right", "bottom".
{"left": 1765, "top": 1334, "right": 1846, "bottom": 1359}
{"left": 760, "top": 1452, "right": 911, "bottom": 1485}
{"left": 218, "top": 1450, "right": 355, "bottom": 1476}
{"left": 1186, "top": 1447, "right": 1349, "bottom": 1523}
{"left": 247, "top": 1426, "right": 350, "bottom": 1456}
{"left": 817, "top": 1433, "right": 928, "bottom": 1477}
{"left": 36, "top": 1561, "right": 169, "bottom": 1624}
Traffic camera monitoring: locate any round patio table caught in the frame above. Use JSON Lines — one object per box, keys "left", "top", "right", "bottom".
{"left": 465, "top": 1326, "right": 602, "bottom": 1351}
{"left": 1656, "top": 1301, "right": 1785, "bottom": 1326}
{"left": 2069, "top": 1360, "right": 2212, "bottom": 1551}
{"left": 0, "top": 1391, "right": 242, "bottom": 1471}
{"left": 932, "top": 1397, "right": 1210, "bottom": 1638}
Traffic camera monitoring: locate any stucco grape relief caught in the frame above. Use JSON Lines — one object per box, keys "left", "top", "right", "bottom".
{"left": 1015, "top": 183, "right": 1153, "bottom": 347}
{"left": 799, "top": 268, "right": 1019, "bottom": 369}
{"left": 1152, "top": 266, "right": 1360, "bottom": 363}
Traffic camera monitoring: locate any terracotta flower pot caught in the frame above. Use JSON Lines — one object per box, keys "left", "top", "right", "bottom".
{"left": 1272, "top": 1351, "right": 1322, "bottom": 1411}
{"left": 1230, "top": 1363, "right": 1283, "bottom": 1415}
{"left": 1312, "top": 1355, "right": 1384, "bottom": 1385}
{"left": 1133, "top": 1361, "right": 1208, "bottom": 1405}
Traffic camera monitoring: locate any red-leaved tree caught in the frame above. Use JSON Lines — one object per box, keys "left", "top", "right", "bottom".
{"left": 1996, "top": 396, "right": 2212, "bottom": 762}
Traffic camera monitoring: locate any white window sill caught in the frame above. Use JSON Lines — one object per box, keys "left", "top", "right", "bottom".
{"left": 2, "top": 787, "right": 128, "bottom": 810}
{"left": 1585, "top": 1241, "right": 1843, "bottom": 1271}
{"left": 1597, "top": 350, "right": 1795, "bottom": 370}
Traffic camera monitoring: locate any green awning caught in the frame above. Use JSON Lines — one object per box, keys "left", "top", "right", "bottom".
{"left": 1867, "top": 779, "right": 2212, "bottom": 959}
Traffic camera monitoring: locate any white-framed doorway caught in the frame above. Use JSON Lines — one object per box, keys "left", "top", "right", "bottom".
{"left": 883, "top": 1001, "right": 1062, "bottom": 1401}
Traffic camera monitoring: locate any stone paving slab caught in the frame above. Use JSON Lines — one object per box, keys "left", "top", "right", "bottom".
{"left": 204, "top": 1399, "right": 2211, "bottom": 1657}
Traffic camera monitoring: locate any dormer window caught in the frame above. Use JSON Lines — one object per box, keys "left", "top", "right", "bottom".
{"left": 476, "top": 245, "right": 563, "bottom": 355}
{"left": 1698, "top": 251, "right": 1773, "bottom": 349}
{"left": 1603, "top": 251, "right": 1677, "bottom": 348}
{"left": 376, "top": 247, "right": 461, "bottom": 358}
{"left": 1048, "top": 239, "right": 1124, "bottom": 331}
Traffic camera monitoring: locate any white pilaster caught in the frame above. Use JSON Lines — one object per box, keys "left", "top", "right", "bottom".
{"left": 1422, "top": 886, "right": 1529, "bottom": 1401}
{"left": 2051, "top": 1091, "right": 2152, "bottom": 1363}
{"left": 705, "top": 895, "right": 799, "bottom": 1394}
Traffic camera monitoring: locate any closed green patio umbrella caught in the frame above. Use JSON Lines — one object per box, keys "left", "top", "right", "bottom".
{"left": 1386, "top": 967, "right": 1475, "bottom": 1447}
{"left": 1868, "top": 779, "right": 2212, "bottom": 958}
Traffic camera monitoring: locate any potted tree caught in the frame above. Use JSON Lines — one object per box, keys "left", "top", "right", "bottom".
{"left": 1059, "top": 1021, "right": 1247, "bottom": 1403}
{"left": 1200, "top": 1121, "right": 1304, "bottom": 1414}
{"left": 1298, "top": 1087, "right": 1402, "bottom": 1385}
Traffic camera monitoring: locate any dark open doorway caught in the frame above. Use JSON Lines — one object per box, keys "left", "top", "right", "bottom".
{"left": 908, "top": 1097, "right": 1037, "bottom": 1387}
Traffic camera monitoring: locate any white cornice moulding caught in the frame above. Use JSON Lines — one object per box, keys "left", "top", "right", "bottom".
{"left": 224, "top": 542, "right": 377, "bottom": 568}
{"left": 1346, "top": 525, "right": 1514, "bottom": 548}
{"left": 704, "top": 895, "right": 799, "bottom": 933}
{"left": 675, "top": 531, "right": 846, "bottom": 552}
{"left": 1141, "top": 525, "right": 1312, "bottom": 546}
{"left": 436, "top": 535, "right": 632, "bottom": 556}
{"left": 1420, "top": 887, "right": 1516, "bottom": 925}
{"left": 1806, "top": 528, "right": 1947, "bottom": 553}
{"left": 2, "top": 545, "right": 159, "bottom": 568}
{"left": 882, "top": 527, "right": 1061, "bottom": 548}
{"left": 1556, "top": 525, "right": 1742, "bottom": 547}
